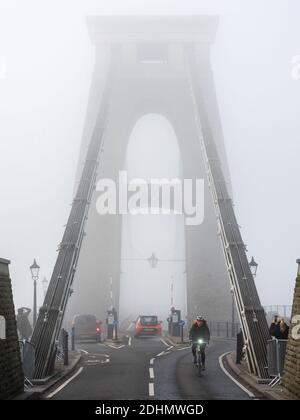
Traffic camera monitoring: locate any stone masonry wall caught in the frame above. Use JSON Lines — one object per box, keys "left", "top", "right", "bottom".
{"left": 0, "top": 258, "right": 24, "bottom": 400}
{"left": 282, "top": 262, "right": 300, "bottom": 399}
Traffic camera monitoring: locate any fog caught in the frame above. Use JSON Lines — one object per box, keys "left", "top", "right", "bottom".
{"left": 0, "top": 1, "right": 299, "bottom": 318}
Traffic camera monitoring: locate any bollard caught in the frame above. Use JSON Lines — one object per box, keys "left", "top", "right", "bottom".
{"left": 62, "top": 329, "right": 69, "bottom": 366}
{"left": 114, "top": 323, "right": 118, "bottom": 341}
{"left": 181, "top": 324, "right": 184, "bottom": 343}
{"left": 231, "top": 321, "right": 235, "bottom": 338}
{"left": 71, "top": 326, "right": 75, "bottom": 351}
{"left": 217, "top": 322, "right": 220, "bottom": 337}
{"left": 236, "top": 330, "right": 243, "bottom": 364}
{"left": 226, "top": 322, "right": 229, "bottom": 338}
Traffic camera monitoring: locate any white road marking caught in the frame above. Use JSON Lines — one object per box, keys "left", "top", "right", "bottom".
{"left": 160, "top": 339, "right": 169, "bottom": 347}
{"left": 149, "top": 382, "right": 155, "bottom": 397}
{"left": 149, "top": 367, "right": 154, "bottom": 379}
{"left": 219, "top": 352, "right": 255, "bottom": 399}
{"left": 128, "top": 336, "right": 132, "bottom": 346}
{"left": 177, "top": 346, "right": 190, "bottom": 351}
{"left": 166, "top": 346, "right": 174, "bottom": 351}
{"left": 78, "top": 349, "right": 88, "bottom": 354}
{"left": 108, "top": 344, "right": 125, "bottom": 349}
{"left": 155, "top": 350, "right": 171, "bottom": 358}
{"left": 46, "top": 367, "right": 84, "bottom": 399}
{"left": 150, "top": 358, "right": 155, "bottom": 365}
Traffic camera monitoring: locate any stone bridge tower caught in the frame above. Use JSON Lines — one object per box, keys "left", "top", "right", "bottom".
{"left": 67, "top": 16, "right": 233, "bottom": 325}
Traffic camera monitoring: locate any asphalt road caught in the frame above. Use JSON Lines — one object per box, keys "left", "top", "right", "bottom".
{"left": 45, "top": 336, "right": 254, "bottom": 400}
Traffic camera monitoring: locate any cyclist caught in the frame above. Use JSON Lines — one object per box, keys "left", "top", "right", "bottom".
{"left": 189, "top": 316, "right": 210, "bottom": 369}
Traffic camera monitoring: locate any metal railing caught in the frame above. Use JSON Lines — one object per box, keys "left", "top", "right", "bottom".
{"left": 264, "top": 306, "right": 292, "bottom": 322}
{"left": 209, "top": 321, "right": 240, "bottom": 338}
{"left": 267, "top": 339, "right": 288, "bottom": 387}
{"left": 19, "top": 340, "right": 35, "bottom": 387}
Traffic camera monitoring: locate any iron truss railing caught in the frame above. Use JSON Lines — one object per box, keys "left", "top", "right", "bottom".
{"left": 186, "top": 46, "right": 270, "bottom": 379}
{"left": 30, "top": 48, "right": 119, "bottom": 379}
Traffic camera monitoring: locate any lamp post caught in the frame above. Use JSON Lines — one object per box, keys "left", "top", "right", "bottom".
{"left": 147, "top": 253, "right": 159, "bottom": 269}
{"left": 249, "top": 256, "right": 258, "bottom": 278}
{"left": 170, "top": 276, "right": 174, "bottom": 307}
{"left": 30, "top": 259, "right": 40, "bottom": 327}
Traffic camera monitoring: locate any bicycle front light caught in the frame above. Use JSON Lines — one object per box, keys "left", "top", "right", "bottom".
{"left": 198, "top": 339, "right": 203, "bottom": 344}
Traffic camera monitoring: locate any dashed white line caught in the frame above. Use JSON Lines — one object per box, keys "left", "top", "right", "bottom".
{"left": 166, "top": 346, "right": 174, "bottom": 351}
{"left": 128, "top": 336, "right": 132, "bottom": 346}
{"left": 177, "top": 346, "right": 190, "bottom": 351}
{"left": 150, "top": 358, "right": 155, "bottom": 365}
{"left": 149, "top": 367, "right": 154, "bottom": 379}
{"left": 149, "top": 382, "right": 155, "bottom": 397}
{"left": 219, "top": 352, "right": 255, "bottom": 399}
{"left": 46, "top": 367, "right": 84, "bottom": 399}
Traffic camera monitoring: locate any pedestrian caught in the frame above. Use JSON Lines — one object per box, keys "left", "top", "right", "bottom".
{"left": 269, "top": 315, "right": 289, "bottom": 340}
{"left": 16, "top": 307, "right": 32, "bottom": 340}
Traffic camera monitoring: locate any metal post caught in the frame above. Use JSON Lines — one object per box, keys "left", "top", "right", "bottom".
{"left": 63, "top": 329, "right": 69, "bottom": 366}
{"left": 71, "top": 326, "right": 75, "bottom": 351}
{"left": 236, "top": 330, "right": 243, "bottom": 364}
{"left": 114, "top": 323, "right": 118, "bottom": 341}
{"left": 33, "top": 279, "right": 37, "bottom": 327}
{"left": 217, "top": 322, "right": 220, "bottom": 337}
{"left": 181, "top": 324, "right": 184, "bottom": 343}
{"left": 275, "top": 339, "right": 280, "bottom": 378}
{"left": 231, "top": 292, "right": 235, "bottom": 337}
{"left": 226, "top": 321, "right": 229, "bottom": 338}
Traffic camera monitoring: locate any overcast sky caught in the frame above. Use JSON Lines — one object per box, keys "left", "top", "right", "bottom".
{"left": 0, "top": 0, "right": 299, "bottom": 313}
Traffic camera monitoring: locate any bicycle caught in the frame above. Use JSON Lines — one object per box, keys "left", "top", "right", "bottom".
{"left": 192, "top": 339, "right": 208, "bottom": 377}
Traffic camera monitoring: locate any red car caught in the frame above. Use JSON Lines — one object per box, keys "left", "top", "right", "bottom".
{"left": 134, "top": 315, "right": 162, "bottom": 338}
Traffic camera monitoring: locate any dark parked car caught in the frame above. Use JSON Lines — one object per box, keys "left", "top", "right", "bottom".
{"left": 72, "top": 314, "right": 101, "bottom": 342}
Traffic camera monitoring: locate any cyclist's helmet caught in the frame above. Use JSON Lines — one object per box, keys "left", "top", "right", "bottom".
{"left": 196, "top": 316, "right": 205, "bottom": 321}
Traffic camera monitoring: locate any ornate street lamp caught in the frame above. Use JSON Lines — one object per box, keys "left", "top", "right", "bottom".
{"left": 147, "top": 253, "right": 159, "bottom": 269}
{"left": 249, "top": 256, "right": 258, "bottom": 278}
{"left": 30, "top": 259, "right": 40, "bottom": 327}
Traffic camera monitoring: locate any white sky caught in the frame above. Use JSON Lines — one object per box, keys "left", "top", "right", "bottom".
{"left": 0, "top": 1, "right": 299, "bottom": 312}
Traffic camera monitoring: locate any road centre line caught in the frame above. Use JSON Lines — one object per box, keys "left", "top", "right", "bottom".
{"left": 149, "top": 382, "right": 155, "bottom": 397}
{"left": 149, "top": 367, "right": 154, "bottom": 379}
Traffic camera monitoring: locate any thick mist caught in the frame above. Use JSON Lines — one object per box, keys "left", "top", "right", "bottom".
{"left": 0, "top": 1, "right": 299, "bottom": 318}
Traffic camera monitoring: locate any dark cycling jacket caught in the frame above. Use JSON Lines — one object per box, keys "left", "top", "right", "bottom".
{"left": 189, "top": 322, "right": 210, "bottom": 343}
